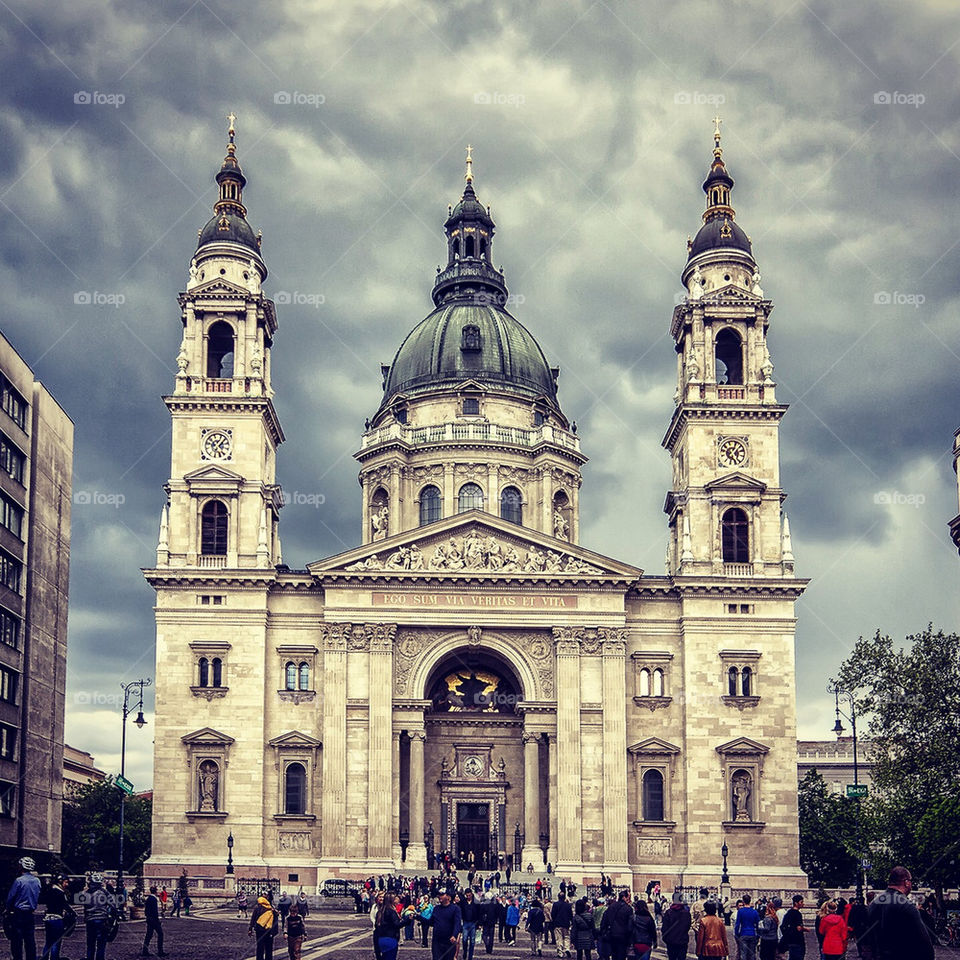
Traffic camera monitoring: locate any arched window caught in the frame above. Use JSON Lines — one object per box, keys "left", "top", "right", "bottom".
{"left": 285, "top": 662, "right": 297, "bottom": 691}
{"left": 715, "top": 328, "right": 743, "bottom": 385}
{"left": 721, "top": 508, "right": 749, "bottom": 563}
{"left": 458, "top": 483, "right": 484, "bottom": 513}
{"left": 500, "top": 487, "right": 522, "bottom": 525}
{"left": 198, "top": 657, "right": 209, "bottom": 687}
{"left": 653, "top": 668, "right": 664, "bottom": 697}
{"left": 211, "top": 658, "right": 222, "bottom": 688}
{"left": 206, "top": 320, "right": 235, "bottom": 379}
{"left": 452, "top": 239, "right": 460, "bottom": 258}
{"left": 638, "top": 668, "right": 650, "bottom": 697}
{"left": 419, "top": 485, "right": 442, "bottom": 526}
{"left": 298, "top": 662, "right": 310, "bottom": 691}
{"left": 480, "top": 237, "right": 487, "bottom": 257}
{"left": 741, "top": 666, "right": 752, "bottom": 696}
{"left": 201, "top": 500, "right": 228, "bottom": 555}
{"left": 285, "top": 762, "right": 306, "bottom": 815}
{"left": 728, "top": 666, "right": 739, "bottom": 696}
{"left": 465, "top": 235, "right": 475, "bottom": 258}
{"left": 642, "top": 769, "right": 664, "bottom": 821}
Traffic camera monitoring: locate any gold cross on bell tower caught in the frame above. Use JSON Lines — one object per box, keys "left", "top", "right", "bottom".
{"left": 227, "top": 112, "right": 237, "bottom": 143}
{"left": 465, "top": 144, "right": 473, "bottom": 183}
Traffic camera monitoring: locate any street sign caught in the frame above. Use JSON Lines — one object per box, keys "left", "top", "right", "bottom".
{"left": 861, "top": 859, "right": 872, "bottom": 870}
{"left": 115, "top": 775, "right": 134, "bottom": 795}
{"left": 847, "top": 784, "right": 868, "bottom": 798}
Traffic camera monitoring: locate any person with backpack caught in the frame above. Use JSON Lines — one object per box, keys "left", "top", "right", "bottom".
{"left": 661, "top": 894, "right": 692, "bottom": 960}
{"left": 248, "top": 895, "right": 280, "bottom": 960}
{"left": 526, "top": 898, "right": 546, "bottom": 956}
{"left": 571, "top": 898, "right": 594, "bottom": 960}
{"left": 757, "top": 901, "right": 779, "bottom": 960}
{"left": 600, "top": 890, "right": 634, "bottom": 960}
{"left": 778, "top": 896, "right": 807, "bottom": 960}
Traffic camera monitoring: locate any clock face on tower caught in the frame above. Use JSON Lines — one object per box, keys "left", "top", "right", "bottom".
{"left": 201, "top": 428, "right": 233, "bottom": 461}
{"left": 718, "top": 437, "right": 747, "bottom": 468}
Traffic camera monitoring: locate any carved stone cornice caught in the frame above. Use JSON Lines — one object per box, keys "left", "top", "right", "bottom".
{"left": 277, "top": 689, "right": 317, "bottom": 705}
{"left": 191, "top": 686, "right": 229, "bottom": 701}
{"left": 598, "top": 627, "right": 627, "bottom": 656}
{"left": 632, "top": 696, "right": 672, "bottom": 711}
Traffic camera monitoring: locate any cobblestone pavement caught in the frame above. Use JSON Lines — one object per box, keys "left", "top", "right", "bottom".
{"left": 41, "top": 909, "right": 960, "bottom": 960}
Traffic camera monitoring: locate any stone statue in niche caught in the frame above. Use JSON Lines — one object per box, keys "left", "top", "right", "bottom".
{"left": 371, "top": 505, "right": 389, "bottom": 540}
{"left": 176, "top": 339, "right": 189, "bottom": 373}
{"left": 198, "top": 760, "right": 219, "bottom": 812}
{"left": 553, "top": 509, "right": 569, "bottom": 540}
{"left": 250, "top": 344, "right": 263, "bottom": 375}
{"left": 732, "top": 771, "right": 752, "bottom": 822}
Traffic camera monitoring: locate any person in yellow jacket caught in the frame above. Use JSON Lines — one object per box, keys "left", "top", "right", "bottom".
{"left": 248, "top": 896, "right": 280, "bottom": 960}
{"left": 695, "top": 901, "right": 729, "bottom": 959}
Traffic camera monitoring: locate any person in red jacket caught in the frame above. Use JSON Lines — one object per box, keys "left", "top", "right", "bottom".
{"left": 819, "top": 902, "right": 848, "bottom": 960}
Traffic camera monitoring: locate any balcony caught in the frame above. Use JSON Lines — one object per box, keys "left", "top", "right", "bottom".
{"left": 717, "top": 387, "right": 746, "bottom": 400}
{"left": 197, "top": 555, "right": 227, "bottom": 569}
{"left": 360, "top": 420, "right": 581, "bottom": 454}
{"left": 723, "top": 563, "right": 753, "bottom": 577}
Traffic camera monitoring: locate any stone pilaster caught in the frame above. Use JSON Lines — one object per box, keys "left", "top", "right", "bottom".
{"left": 521, "top": 730, "right": 541, "bottom": 868}
{"left": 406, "top": 729, "right": 427, "bottom": 868}
{"left": 600, "top": 628, "right": 629, "bottom": 869}
{"left": 553, "top": 627, "right": 582, "bottom": 868}
{"left": 391, "top": 728, "right": 402, "bottom": 864}
{"left": 546, "top": 732, "right": 558, "bottom": 865}
{"left": 367, "top": 624, "right": 396, "bottom": 861}
{"left": 319, "top": 622, "right": 348, "bottom": 862}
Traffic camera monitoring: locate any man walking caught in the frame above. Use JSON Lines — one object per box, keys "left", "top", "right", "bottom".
{"left": 779, "top": 895, "right": 807, "bottom": 960}
{"left": 431, "top": 891, "right": 462, "bottom": 960}
{"left": 459, "top": 889, "right": 481, "bottom": 960}
{"left": 141, "top": 886, "right": 166, "bottom": 957}
{"left": 862, "top": 867, "right": 933, "bottom": 960}
{"left": 83, "top": 874, "right": 112, "bottom": 960}
{"left": 551, "top": 893, "right": 573, "bottom": 958}
{"left": 600, "top": 890, "right": 634, "bottom": 960}
{"left": 660, "top": 894, "right": 691, "bottom": 960}
{"left": 734, "top": 894, "right": 759, "bottom": 960}
{"left": 6, "top": 858, "right": 40, "bottom": 960}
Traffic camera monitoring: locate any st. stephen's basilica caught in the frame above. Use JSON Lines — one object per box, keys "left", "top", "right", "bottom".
{"left": 144, "top": 117, "right": 808, "bottom": 890}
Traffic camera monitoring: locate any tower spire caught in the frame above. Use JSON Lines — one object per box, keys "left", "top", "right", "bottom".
{"left": 214, "top": 111, "right": 247, "bottom": 219}
{"left": 702, "top": 117, "right": 735, "bottom": 224}
{"left": 465, "top": 144, "right": 473, "bottom": 184}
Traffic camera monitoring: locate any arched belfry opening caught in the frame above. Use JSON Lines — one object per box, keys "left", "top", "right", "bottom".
{"left": 398, "top": 643, "right": 547, "bottom": 871}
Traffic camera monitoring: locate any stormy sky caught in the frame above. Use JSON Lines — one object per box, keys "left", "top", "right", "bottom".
{"left": 1, "top": 0, "right": 958, "bottom": 790}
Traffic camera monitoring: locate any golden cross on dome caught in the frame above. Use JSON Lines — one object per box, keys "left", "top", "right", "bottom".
{"left": 713, "top": 115, "right": 722, "bottom": 139}
{"left": 465, "top": 144, "right": 473, "bottom": 183}
{"left": 227, "top": 112, "right": 237, "bottom": 143}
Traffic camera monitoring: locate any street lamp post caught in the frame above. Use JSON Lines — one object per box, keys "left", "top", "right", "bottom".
{"left": 226, "top": 832, "right": 234, "bottom": 874}
{"left": 828, "top": 680, "right": 864, "bottom": 901}
{"left": 720, "top": 840, "right": 731, "bottom": 920}
{"left": 118, "top": 678, "right": 151, "bottom": 914}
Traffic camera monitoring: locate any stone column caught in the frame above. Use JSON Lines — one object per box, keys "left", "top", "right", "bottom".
{"left": 391, "top": 729, "right": 402, "bottom": 864}
{"left": 320, "top": 624, "right": 348, "bottom": 862}
{"left": 553, "top": 628, "right": 582, "bottom": 869}
{"left": 521, "top": 730, "right": 541, "bottom": 868}
{"left": 406, "top": 729, "right": 427, "bottom": 868}
{"left": 546, "top": 732, "right": 558, "bottom": 865}
{"left": 601, "top": 630, "right": 629, "bottom": 870}
{"left": 541, "top": 468, "right": 554, "bottom": 536}
{"left": 367, "top": 625, "right": 395, "bottom": 862}
{"left": 443, "top": 463, "right": 455, "bottom": 520}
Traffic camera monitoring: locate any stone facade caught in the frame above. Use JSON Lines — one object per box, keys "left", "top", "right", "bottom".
{"left": 0, "top": 330, "right": 72, "bottom": 861}
{"left": 145, "top": 127, "right": 808, "bottom": 891}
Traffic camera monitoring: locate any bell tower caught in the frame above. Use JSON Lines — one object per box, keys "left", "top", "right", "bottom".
{"left": 158, "top": 115, "right": 284, "bottom": 570}
{"left": 663, "top": 119, "right": 794, "bottom": 578}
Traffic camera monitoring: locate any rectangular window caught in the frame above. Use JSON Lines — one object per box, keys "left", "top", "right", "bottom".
{"left": 0, "top": 724, "right": 15, "bottom": 761}
{"left": 0, "top": 780, "right": 14, "bottom": 816}
{"left": 0, "top": 495, "right": 22, "bottom": 539}
{"left": 0, "top": 435, "right": 24, "bottom": 484}
{"left": 0, "top": 609, "right": 19, "bottom": 649}
{"left": 0, "top": 668, "right": 16, "bottom": 704}
{"left": 0, "top": 377, "right": 26, "bottom": 431}
{"left": 0, "top": 551, "right": 21, "bottom": 593}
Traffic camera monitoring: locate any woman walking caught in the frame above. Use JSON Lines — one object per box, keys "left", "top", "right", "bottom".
{"left": 695, "top": 902, "right": 728, "bottom": 960}
{"left": 631, "top": 900, "right": 657, "bottom": 960}
{"left": 286, "top": 903, "right": 306, "bottom": 960}
{"left": 572, "top": 898, "right": 595, "bottom": 960}
{"left": 375, "top": 892, "right": 403, "bottom": 960}
{"left": 757, "top": 901, "right": 779, "bottom": 960}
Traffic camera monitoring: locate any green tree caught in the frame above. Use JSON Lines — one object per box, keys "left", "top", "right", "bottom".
{"left": 798, "top": 769, "right": 862, "bottom": 887}
{"left": 835, "top": 626, "right": 960, "bottom": 902}
{"left": 61, "top": 779, "right": 152, "bottom": 875}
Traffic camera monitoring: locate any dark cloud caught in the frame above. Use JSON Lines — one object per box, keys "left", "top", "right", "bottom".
{"left": 2, "top": 0, "right": 960, "bottom": 785}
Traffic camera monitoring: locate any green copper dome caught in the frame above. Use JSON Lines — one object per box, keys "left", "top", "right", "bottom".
{"left": 380, "top": 300, "right": 558, "bottom": 408}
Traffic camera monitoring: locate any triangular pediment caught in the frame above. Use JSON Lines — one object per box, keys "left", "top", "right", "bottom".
{"left": 716, "top": 736, "right": 770, "bottom": 756}
{"left": 181, "top": 726, "right": 235, "bottom": 746}
{"left": 456, "top": 379, "right": 487, "bottom": 394}
{"left": 189, "top": 278, "right": 250, "bottom": 297}
{"left": 628, "top": 737, "right": 681, "bottom": 756}
{"left": 705, "top": 471, "right": 766, "bottom": 493}
{"left": 267, "top": 730, "right": 322, "bottom": 749}
{"left": 701, "top": 283, "right": 762, "bottom": 302}
{"left": 308, "top": 510, "right": 643, "bottom": 580}
{"left": 184, "top": 465, "right": 245, "bottom": 484}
